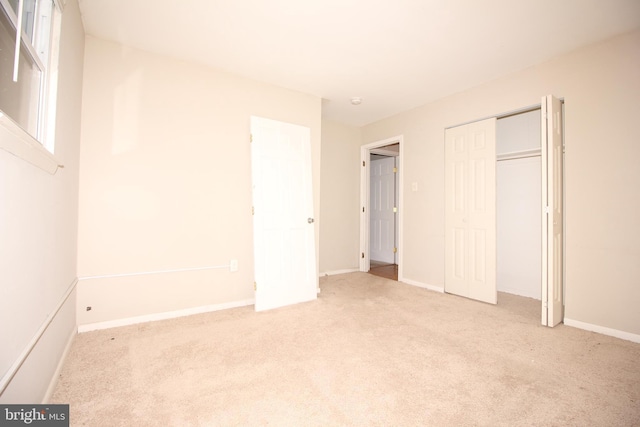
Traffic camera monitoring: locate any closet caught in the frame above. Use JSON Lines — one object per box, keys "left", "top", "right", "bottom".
{"left": 444, "top": 95, "right": 564, "bottom": 325}
{"left": 498, "top": 101, "right": 564, "bottom": 326}
{"left": 496, "top": 109, "right": 541, "bottom": 300}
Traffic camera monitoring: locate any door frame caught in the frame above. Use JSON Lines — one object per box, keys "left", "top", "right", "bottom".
{"left": 360, "top": 136, "right": 404, "bottom": 280}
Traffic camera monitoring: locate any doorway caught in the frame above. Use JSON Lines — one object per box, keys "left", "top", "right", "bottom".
{"left": 496, "top": 108, "right": 542, "bottom": 301}
{"left": 497, "top": 100, "right": 565, "bottom": 326}
{"left": 360, "top": 136, "right": 403, "bottom": 281}
{"left": 444, "top": 96, "right": 564, "bottom": 326}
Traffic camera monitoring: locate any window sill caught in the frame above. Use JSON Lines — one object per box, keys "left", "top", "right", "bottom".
{"left": 0, "top": 112, "right": 62, "bottom": 174}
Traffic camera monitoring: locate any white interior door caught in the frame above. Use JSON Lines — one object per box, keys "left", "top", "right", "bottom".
{"left": 251, "top": 116, "right": 317, "bottom": 312}
{"left": 370, "top": 156, "right": 396, "bottom": 263}
{"left": 445, "top": 118, "right": 497, "bottom": 304}
{"left": 541, "top": 95, "right": 564, "bottom": 326}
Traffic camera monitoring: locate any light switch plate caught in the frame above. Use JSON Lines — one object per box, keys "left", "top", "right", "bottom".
{"left": 230, "top": 259, "right": 238, "bottom": 272}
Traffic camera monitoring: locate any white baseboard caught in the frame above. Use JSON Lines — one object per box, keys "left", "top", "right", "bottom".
{"left": 320, "top": 268, "right": 359, "bottom": 277}
{"left": 564, "top": 318, "right": 640, "bottom": 344}
{"left": 42, "top": 327, "right": 76, "bottom": 403}
{"left": 400, "top": 277, "right": 444, "bottom": 293}
{"left": 497, "top": 287, "right": 541, "bottom": 300}
{"left": 78, "top": 299, "right": 255, "bottom": 333}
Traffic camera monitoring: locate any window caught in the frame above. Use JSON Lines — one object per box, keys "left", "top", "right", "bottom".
{"left": 0, "top": 0, "right": 62, "bottom": 155}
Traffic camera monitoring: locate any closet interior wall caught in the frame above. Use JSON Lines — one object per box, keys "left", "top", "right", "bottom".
{"left": 496, "top": 109, "right": 542, "bottom": 300}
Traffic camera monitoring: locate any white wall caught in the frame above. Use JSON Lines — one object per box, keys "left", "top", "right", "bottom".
{"left": 0, "top": 0, "right": 84, "bottom": 403}
{"left": 496, "top": 110, "right": 540, "bottom": 154}
{"left": 319, "top": 120, "right": 361, "bottom": 274}
{"left": 361, "top": 30, "right": 640, "bottom": 337}
{"left": 77, "top": 37, "right": 321, "bottom": 326}
{"left": 496, "top": 111, "right": 542, "bottom": 300}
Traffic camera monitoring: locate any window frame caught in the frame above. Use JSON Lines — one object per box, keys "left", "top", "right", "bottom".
{"left": 0, "top": 0, "right": 64, "bottom": 173}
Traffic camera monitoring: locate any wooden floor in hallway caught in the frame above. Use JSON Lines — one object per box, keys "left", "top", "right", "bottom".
{"left": 368, "top": 261, "right": 398, "bottom": 281}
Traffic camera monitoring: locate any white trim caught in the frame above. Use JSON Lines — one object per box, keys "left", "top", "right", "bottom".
{"left": 42, "top": 2, "right": 62, "bottom": 152}
{"left": 563, "top": 318, "right": 640, "bottom": 344}
{"left": 0, "top": 112, "right": 62, "bottom": 174}
{"left": 401, "top": 278, "right": 444, "bottom": 293}
{"left": 78, "top": 299, "right": 255, "bottom": 333}
{"left": 498, "top": 287, "right": 541, "bottom": 301}
{"left": 320, "top": 268, "right": 359, "bottom": 277}
{"left": 12, "top": 0, "right": 24, "bottom": 82}
{"left": 42, "top": 326, "right": 75, "bottom": 403}
{"left": 360, "top": 135, "right": 404, "bottom": 280}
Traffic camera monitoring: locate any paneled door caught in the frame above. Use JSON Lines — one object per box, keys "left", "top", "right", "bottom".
{"left": 445, "top": 118, "right": 497, "bottom": 304}
{"left": 370, "top": 156, "right": 396, "bottom": 263}
{"left": 251, "top": 116, "right": 317, "bottom": 312}
{"left": 541, "top": 95, "right": 564, "bottom": 326}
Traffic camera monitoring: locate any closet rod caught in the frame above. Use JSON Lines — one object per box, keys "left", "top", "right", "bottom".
{"left": 497, "top": 153, "right": 541, "bottom": 162}
{"left": 497, "top": 149, "right": 541, "bottom": 162}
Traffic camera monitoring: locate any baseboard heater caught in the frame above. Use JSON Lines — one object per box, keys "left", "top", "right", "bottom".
{"left": 0, "top": 278, "right": 77, "bottom": 396}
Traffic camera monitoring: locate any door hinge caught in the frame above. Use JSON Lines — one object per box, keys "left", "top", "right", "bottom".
{"left": 393, "top": 167, "right": 397, "bottom": 173}
{"left": 393, "top": 207, "right": 397, "bottom": 213}
{"left": 362, "top": 160, "right": 365, "bottom": 167}
{"left": 361, "top": 252, "right": 365, "bottom": 259}
{"left": 254, "top": 281, "right": 257, "bottom": 291}
{"left": 252, "top": 206, "right": 255, "bottom": 215}
{"left": 362, "top": 207, "right": 365, "bottom": 213}
{"left": 393, "top": 247, "right": 397, "bottom": 253}
{"left": 250, "top": 134, "right": 253, "bottom": 143}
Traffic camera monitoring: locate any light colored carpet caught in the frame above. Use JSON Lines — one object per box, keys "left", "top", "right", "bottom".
{"left": 52, "top": 272, "right": 640, "bottom": 426}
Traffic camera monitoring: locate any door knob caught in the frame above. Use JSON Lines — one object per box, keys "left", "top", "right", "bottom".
{"left": 308, "top": 218, "right": 315, "bottom": 224}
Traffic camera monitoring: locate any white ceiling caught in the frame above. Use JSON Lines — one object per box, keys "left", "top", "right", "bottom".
{"left": 77, "top": 0, "right": 640, "bottom": 127}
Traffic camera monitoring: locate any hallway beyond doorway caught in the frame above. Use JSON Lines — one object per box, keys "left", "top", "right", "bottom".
{"left": 369, "top": 261, "right": 398, "bottom": 281}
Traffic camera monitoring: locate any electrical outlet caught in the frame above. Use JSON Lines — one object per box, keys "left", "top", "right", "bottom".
{"left": 230, "top": 259, "right": 238, "bottom": 272}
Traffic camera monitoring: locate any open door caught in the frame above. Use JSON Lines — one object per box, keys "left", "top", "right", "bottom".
{"left": 445, "top": 118, "right": 497, "bottom": 304}
{"left": 251, "top": 116, "right": 317, "bottom": 312}
{"left": 541, "top": 95, "right": 564, "bottom": 326}
{"left": 360, "top": 137, "right": 403, "bottom": 279}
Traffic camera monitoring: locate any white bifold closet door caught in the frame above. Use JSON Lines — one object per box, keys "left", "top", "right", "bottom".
{"left": 541, "top": 95, "right": 564, "bottom": 326}
{"left": 445, "top": 118, "right": 497, "bottom": 304}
